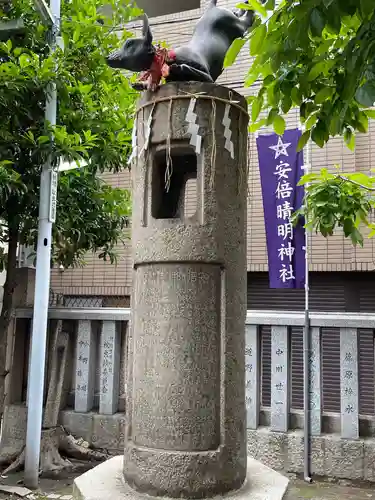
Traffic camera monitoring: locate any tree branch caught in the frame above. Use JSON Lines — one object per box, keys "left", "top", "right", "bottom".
{"left": 337, "top": 175, "right": 375, "bottom": 192}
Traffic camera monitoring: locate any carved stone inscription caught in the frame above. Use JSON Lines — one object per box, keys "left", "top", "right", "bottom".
{"left": 245, "top": 325, "right": 259, "bottom": 429}
{"left": 132, "top": 263, "right": 221, "bottom": 452}
{"left": 309, "top": 327, "right": 322, "bottom": 436}
{"left": 340, "top": 327, "right": 359, "bottom": 440}
{"left": 99, "top": 321, "right": 121, "bottom": 415}
{"left": 75, "top": 320, "right": 96, "bottom": 413}
{"left": 271, "top": 326, "right": 289, "bottom": 432}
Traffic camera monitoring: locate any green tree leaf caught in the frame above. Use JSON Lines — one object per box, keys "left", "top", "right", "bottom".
{"left": 344, "top": 128, "right": 356, "bottom": 150}
{"left": 355, "top": 82, "right": 375, "bottom": 107}
{"left": 360, "top": 0, "right": 374, "bottom": 19}
{"left": 251, "top": 94, "right": 264, "bottom": 122}
{"left": 311, "top": 126, "right": 325, "bottom": 148}
{"left": 310, "top": 8, "right": 326, "bottom": 38}
{"left": 237, "top": 0, "right": 267, "bottom": 17}
{"left": 315, "top": 87, "right": 335, "bottom": 105}
{"left": 297, "top": 130, "right": 311, "bottom": 151}
{"left": 305, "top": 113, "right": 318, "bottom": 130}
{"left": 351, "top": 228, "right": 364, "bottom": 247}
{"left": 250, "top": 24, "right": 267, "bottom": 56}
{"left": 224, "top": 38, "right": 246, "bottom": 68}
{"left": 308, "top": 61, "right": 326, "bottom": 81}
{"left": 273, "top": 115, "right": 286, "bottom": 136}
{"left": 265, "top": 0, "right": 275, "bottom": 9}
{"left": 266, "top": 108, "right": 278, "bottom": 126}
{"left": 291, "top": 87, "right": 303, "bottom": 106}
{"left": 249, "top": 118, "right": 267, "bottom": 132}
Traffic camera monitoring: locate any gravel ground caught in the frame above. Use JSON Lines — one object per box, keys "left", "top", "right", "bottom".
{"left": 0, "top": 472, "right": 74, "bottom": 499}
{"left": 285, "top": 479, "right": 375, "bottom": 500}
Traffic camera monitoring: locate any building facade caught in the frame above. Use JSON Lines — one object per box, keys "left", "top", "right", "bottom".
{"left": 50, "top": 0, "right": 375, "bottom": 301}
{"left": 48, "top": 0, "right": 375, "bottom": 415}
{"left": 3, "top": 2, "right": 375, "bottom": 482}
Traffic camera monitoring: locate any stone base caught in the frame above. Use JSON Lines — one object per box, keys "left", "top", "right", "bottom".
{"left": 73, "top": 456, "right": 289, "bottom": 500}
{"left": 247, "top": 428, "right": 375, "bottom": 481}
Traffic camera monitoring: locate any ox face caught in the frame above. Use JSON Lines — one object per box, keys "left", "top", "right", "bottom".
{"left": 106, "top": 14, "right": 155, "bottom": 72}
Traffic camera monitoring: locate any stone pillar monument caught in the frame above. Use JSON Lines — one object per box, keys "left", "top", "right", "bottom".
{"left": 125, "top": 82, "right": 248, "bottom": 498}
{"left": 73, "top": 82, "right": 289, "bottom": 500}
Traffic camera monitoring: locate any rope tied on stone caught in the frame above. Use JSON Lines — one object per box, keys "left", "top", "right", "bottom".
{"left": 135, "top": 92, "right": 249, "bottom": 192}
{"left": 136, "top": 94, "right": 248, "bottom": 117}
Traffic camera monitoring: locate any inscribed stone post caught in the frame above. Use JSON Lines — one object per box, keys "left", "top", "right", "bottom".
{"left": 99, "top": 320, "right": 121, "bottom": 415}
{"left": 340, "top": 327, "right": 359, "bottom": 439}
{"left": 75, "top": 320, "right": 97, "bottom": 413}
{"left": 310, "top": 327, "right": 322, "bottom": 436}
{"left": 271, "top": 326, "right": 290, "bottom": 432}
{"left": 125, "top": 82, "right": 249, "bottom": 498}
{"left": 245, "top": 325, "right": 260, "bottom": 429}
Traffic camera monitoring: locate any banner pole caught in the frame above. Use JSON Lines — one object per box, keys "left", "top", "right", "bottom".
{"left": 302, "top": 125, "right": 312, "bottom": 484}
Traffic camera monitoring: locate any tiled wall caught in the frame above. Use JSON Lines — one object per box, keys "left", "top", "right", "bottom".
{"left": 50, "top": 0, "right": 375, "bottom": 297}
{"left": 50, "top": 171, "right": 133, "bottom": 296}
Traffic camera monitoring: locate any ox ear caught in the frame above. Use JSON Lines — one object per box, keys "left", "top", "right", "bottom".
{"left": 142, "top": 14, "right": 153, "bottom": 44}
{"left": 210, "top": 0, "right": 217, "bottom": 6}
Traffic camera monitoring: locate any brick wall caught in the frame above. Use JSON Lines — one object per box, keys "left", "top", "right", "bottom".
{"left": 50, "top": 0, "right": 375, "bottom": 297}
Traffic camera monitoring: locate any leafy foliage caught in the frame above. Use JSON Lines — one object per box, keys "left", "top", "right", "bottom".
{"left": 21, "top": 170, "right": 132, "bottom": 267}
{"left": 227, "top": 0, "right": 375, "bottom": 151}
{"left": 292, "top": 169, "right": 375, "bottom": 246}
{"left": 225, "top": 0, "right": 375, "bottom": 245}
{"left": 0, "top": 0, "right": 139, "bottom": 267}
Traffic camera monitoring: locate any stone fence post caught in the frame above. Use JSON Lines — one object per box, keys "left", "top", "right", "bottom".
{"left": 125, "top": 82, "right": 249, "bottom": 498}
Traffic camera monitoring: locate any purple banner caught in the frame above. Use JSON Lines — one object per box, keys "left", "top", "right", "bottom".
{"left": 256, "top": 129, "right": 306, "bottom": 289}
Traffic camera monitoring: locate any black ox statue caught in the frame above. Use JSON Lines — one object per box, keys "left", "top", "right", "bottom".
{"left": 106, "top": 0, "right": 255, "bottom": 91}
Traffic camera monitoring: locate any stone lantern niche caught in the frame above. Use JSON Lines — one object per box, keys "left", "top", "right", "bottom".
{"left": 73, "top": 82, "right": 289, "bottom": 500}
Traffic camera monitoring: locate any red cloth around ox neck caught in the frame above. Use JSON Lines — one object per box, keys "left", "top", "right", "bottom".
{"left": 138, "top": 47, "right": 176, "bottom": 88}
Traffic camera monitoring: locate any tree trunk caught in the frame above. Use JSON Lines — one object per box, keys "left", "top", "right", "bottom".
{"left": 0, "top": 311, "right": 109, "bottom": 477}
{"left": 0, "top": 226, "right": 19, "bottom": 423}
{"left": 0, "top": 427, "right": 108, "bottom": 477}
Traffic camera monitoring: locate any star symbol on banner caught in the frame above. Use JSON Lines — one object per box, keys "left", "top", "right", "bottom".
{"left": 269, "top": 136, "right": 291, "bottom": 159}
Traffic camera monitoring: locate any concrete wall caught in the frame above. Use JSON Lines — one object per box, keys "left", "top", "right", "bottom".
{"left": 3, "top": 405, "right": 375, "bottom": 483}
{"left": 5, "top": 309, "right": 375, "bottom": 485}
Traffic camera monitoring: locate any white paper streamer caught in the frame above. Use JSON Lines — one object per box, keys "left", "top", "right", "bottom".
{"left": 186, "top": 98, "right": 202, "bottom": 155}
{"left": 139, "top": 106, "right": 154, "bottom": 158}
{"left": 222, "top": 103, "right": 234, "bottom": 159}
{"left": 128, "top": 117, "right": 138, "bottom": 166}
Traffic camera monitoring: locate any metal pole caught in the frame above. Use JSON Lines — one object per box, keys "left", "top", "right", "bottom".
{"left": 303, "top": 131, "right": 312, "bottom": 484}
{"left": 24, "top": 0, "right": 61, "bottom": 488}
